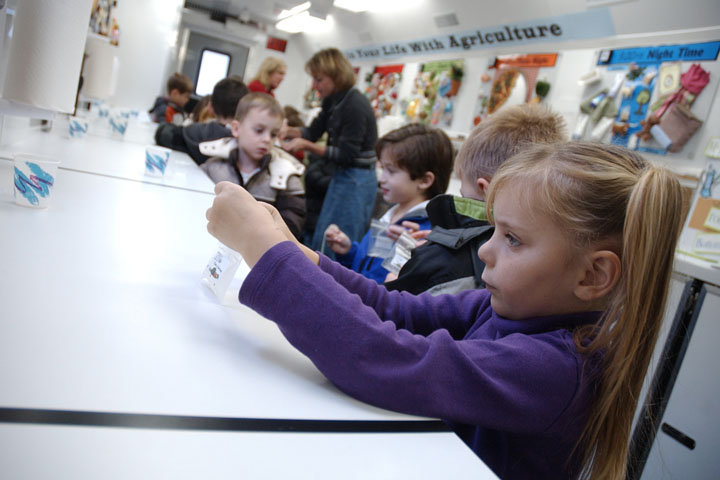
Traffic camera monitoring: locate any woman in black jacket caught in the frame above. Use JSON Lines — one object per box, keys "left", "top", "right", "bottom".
{"left": 281, "top": 48, "right": 378, "bottom": 255}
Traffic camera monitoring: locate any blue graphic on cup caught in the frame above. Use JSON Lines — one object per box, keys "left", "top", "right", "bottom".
{"left": 14, "top": 162, "right": 55, "bottom": 206}
{"left": 146, "top": 150, "right": 170, "bottom": 174}
{"left": 109, "top": 116, "right": 128, "bottom": 135}
{"left": 69, "top": 118, "right": 89, "bottom": 138}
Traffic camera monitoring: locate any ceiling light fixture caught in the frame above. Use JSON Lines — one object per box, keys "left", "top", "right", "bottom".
{"left": 333, "top": 0, "right": 366, "bottom": 12}
{"left": 276, "top": 11, "right": 334, "bottom": 34}
{"left": 334, "top": 0, "right": 423, "bottom": 14}
{"left": 277, "top": 2, "right": 311, "bottom": 20}
{"left": 239, "top": 7, "right": 251, "bottom": 23}
{"left": 275, "top": 1, "right": 334, "bottom": 33}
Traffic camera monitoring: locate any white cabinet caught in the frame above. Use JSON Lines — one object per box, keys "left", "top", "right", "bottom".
{"left": 640, "top": 285, "right": 720, "bottom": 480}
{"left": 633, "top": 273, "right": 689, "bottom": 431}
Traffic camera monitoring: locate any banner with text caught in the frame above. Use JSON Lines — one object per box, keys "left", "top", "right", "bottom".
{"left": 597, "top": 41, "right": 720, "bottom": 65}
{"left": 344, "top": 9, "right": 614, "bottom": 61}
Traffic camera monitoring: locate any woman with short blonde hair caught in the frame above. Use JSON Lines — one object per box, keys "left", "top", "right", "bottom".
{"left": 248, "top": 57, "right": 287, "bottom": 97}
{"left": 280, "top": 48, "right": 377, "bottom": 253}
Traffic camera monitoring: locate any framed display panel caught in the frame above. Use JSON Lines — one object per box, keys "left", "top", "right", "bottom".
{"left": 363, "top": 64, "right": 404, "bottom": 118}
{"left": 572, "top": 41, "right": 720, "bottom": 157}
{"left": 677, "top": 159, "right": 720, "bottom": 263}
{"left": 402, "top": 59, "right": 465, "bottom": 127}
{"left": 472, "top": 53, "right": 560, "bottom": 127}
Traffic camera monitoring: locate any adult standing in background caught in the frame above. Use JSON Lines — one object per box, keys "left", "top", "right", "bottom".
{"left": 247, "top": 57, "right": 287, "bottom": 97}
{"left": 281, "top": 48, "right": 377, "bottom": 254}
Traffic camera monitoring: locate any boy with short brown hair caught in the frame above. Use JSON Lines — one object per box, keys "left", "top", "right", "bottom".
{"left": 325, "top": 123, "right": 454, "bottom": 284}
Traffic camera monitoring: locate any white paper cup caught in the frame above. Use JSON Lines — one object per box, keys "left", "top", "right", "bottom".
{"left": 145, "top": 145, "right": 171, "bottom": 176}
{"left": 109, "top": 114, "right": 129, "bottom": 137}
{"left": 96, "top": 104, "right": 109, "bottom": 118}
{"left": 68, "top": 116, "right": 89, "bottom": 139}
{"left": 13, "top": 153, "right": 60, "bottom": 208}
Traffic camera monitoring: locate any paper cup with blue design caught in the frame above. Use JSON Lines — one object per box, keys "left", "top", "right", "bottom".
{"left": 145, "top": 145, "right": 171, "bottom": 176}
{"left": 13, "top": 153, "right": 60, "bottom": 208}
{"left": 109, "top": 113, "right": 129, "bottom": 138}
{"left": 68, "top": 116, "right": 89, "bottom": 139}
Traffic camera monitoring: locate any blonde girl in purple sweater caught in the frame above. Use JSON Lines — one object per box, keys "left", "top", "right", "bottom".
{"left": 205, "top": 141, "right": 683, "bottom": 480}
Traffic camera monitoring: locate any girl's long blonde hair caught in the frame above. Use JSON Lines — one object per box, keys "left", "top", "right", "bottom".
{"left": 487, "top": 141, "right": 684, "bottom": 480}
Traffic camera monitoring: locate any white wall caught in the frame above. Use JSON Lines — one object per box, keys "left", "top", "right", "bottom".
{"left": 63, "top": 0, "right": 720, "bottom": 176}
{"left": 302, "top": 0, "right": 720, "bottom": 51}
{"left": 289, "top": 0, "right": 720, "bottom": 177}
{"left": 102, "top": 0, "right": 184, "bottom": 110}
{"left": 175, "top": 8, "right": 314, "bottom": 113}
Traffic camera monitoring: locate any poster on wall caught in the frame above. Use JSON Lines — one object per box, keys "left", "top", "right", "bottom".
{"left": 89, "top": 0, "right": 120, "bottom": 45}
{"left": 677, "top": 159, "right": 720, "bottom": 264}
{"left": 364, "top": 64, "right": 403, "bottom": 118}
{"left": 402, "top": 60, "right": 464, "bottom": 127}
{"left": 572, "top": 41, "right": 720, "bottom": 157}
{"left": 472, "top": 53, "right": 558, "bottom": 126}
{"left": 303, "top": 88, "right": 320, "bottom": 110}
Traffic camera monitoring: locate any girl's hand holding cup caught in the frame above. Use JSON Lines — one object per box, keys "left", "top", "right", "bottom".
{"left": 206, "top": 182, "right": 287, "bottom": 267}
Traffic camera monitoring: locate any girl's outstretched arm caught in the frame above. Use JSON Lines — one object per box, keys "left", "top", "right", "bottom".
{"left": 206, "top": 181, "right": 319, "bottom": 266}
{"left": 207, "top": 186, "right": 481, "bottom": 337}
{"left": 208, "top": 187, "right": 585, "bottom": 431}
{"left": 238, "top": 241, "right": 587, "bottom": 432}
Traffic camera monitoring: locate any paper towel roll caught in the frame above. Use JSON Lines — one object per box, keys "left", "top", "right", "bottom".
{"left": 83, "top": 36, "right": 120, "bottom": 100}
{"left": 2, "top": 0, "right": 94, "bottom": 113}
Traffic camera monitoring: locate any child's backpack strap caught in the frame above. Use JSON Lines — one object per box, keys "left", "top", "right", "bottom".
{"left": 425, "top": 224, "right": 494, "bottom": 288}
{"left": 268, "top": 148, "right": 306, "bottom": 190}
{"left": 425, "top": 225, "right": 493, "bottom": 249}
{"left": 199, "top": 137, "right": 237, "bottom": 159}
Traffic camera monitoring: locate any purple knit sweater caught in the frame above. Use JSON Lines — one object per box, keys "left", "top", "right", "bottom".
{"left": 239, "top": 242, "right": 602, "bottom": 479}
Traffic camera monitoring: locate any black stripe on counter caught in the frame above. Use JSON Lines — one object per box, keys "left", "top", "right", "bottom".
{"left": 0, "top": 407, "right": 448, "bottom": 433}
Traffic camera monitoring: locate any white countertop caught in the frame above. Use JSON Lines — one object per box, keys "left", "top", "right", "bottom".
{"left": 0, "top": 424, "right": 495, "bottom": 479}
{"left": 674, "top": 252, "right": 720, "bottom": 287}
{"left": 0, "top": 120, "right": 500, "bottom": 479}
{"left": 0, "top": 162, "right": 427, "bottom": 422}
{"left": 0, "top": 125, "right": 216, "bottom": 193}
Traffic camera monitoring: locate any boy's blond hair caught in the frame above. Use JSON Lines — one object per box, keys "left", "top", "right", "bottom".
{"left": 234, "top": 92, "right": 284, "bottom": 123}
{"left": 455, "top": 104, "right": 566, "bottom": 182}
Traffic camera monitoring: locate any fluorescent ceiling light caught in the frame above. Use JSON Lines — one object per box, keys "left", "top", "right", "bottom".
{"left": 334, "top": 0, "right": 422, "bottom": 13}
{"left": 276, "top": 11, "right": 334, "bottom": 34}
{"left": 278, "top": 1, "right": 311, "bottom": 20}
{"left": 333, "top": 0, "right": 365, "bottom": 12}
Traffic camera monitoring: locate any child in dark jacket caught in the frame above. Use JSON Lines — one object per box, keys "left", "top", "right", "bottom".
{"left": 155, "top": 76, "right": 248, "bottom": 165}
{"left": 149, "top": 73, "right": 193, "bottom": 124}
{"left": 324, "top": 124, "right": 454, "bottom": 283}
